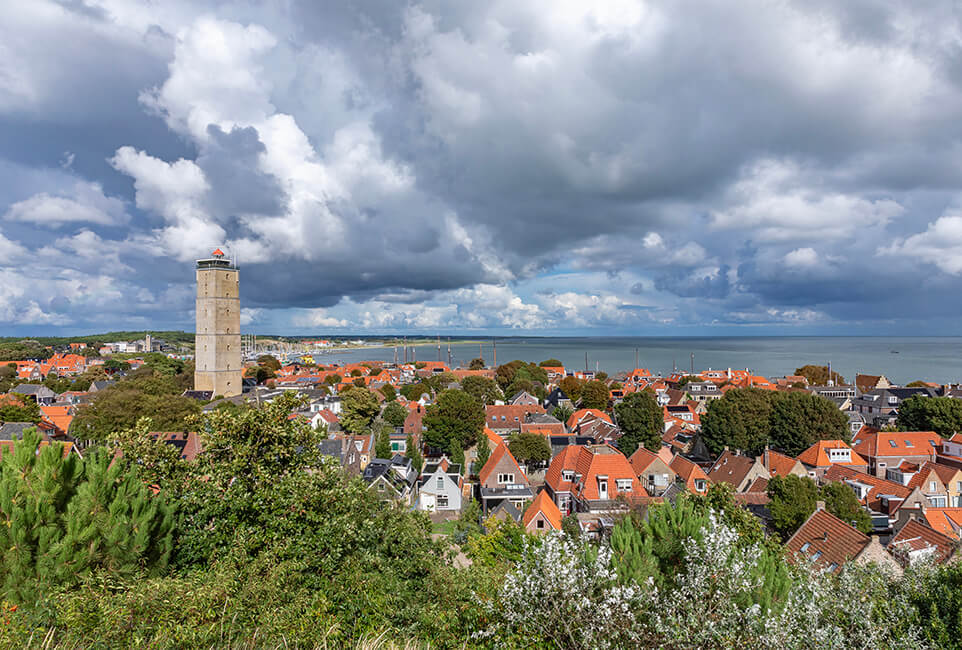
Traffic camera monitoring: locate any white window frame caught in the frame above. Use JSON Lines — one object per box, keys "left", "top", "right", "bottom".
{"left": 497, "top": 473, "right": 515, "bottom": 484}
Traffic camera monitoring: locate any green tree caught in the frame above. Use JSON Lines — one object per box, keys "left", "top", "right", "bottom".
{"left": 0, "top": 430, "right": 172, "bottom": 604}
{"left": 905, "top": 380, "right": 930, "bottom": 388}
{"left": 614, "top": 391, "right": 663, "bottom": 455}
{"left": 595, "top": 371, "right": 608, "bottom": 382}
{"left": 72, "top": 387, "right": 200, "bottom": 443}
{"left": 507, "top": 433, "right": 552, "bottom": 466}
{"left": 580, "top": 380, "right": 609, "bottom": 410}
{"left": 399, "top": 381, "right": 433, "bottom": 401}
{"left": 675, "top": 375, "right": 700, "bottom": 388}
{"left": 350, "top": 369, "right": 363, "bottom": 377}
{"left": 382, "top": 401, "right": 408, "bottom": 428}
{"left": 374, "top": 423, "right": 392, "bottom": 459}
{"left": 539, "top": 359, "right": 562, "bottom": 367}
{"left": 0, "top": 395, "right": 41, "bottom": 424}
{"left": 324, "top": 373, "right": 342, "bottom": 386}
{"left": 897, "top": 395, "right": 962, "bottom": 437}
{"left": 767, "top": 475, "right": 819, "bottom": 540}
{"left": 552, "top": 404, "right": 574, "bottom": 425}
{"left": 821, "top": 481, "right": 872, "bottom": 533}
{"left": 794, "top": 364, "right": 845, "bottom": 386}
{"left": 469, "top": 358, "right": 485, "bottom": 370}
{"left": 450, "top": 439, "right": 465, "bottom": 473}
{"left": 558, "top": 376, "right": 584, "bottom": 403}
{"left": 769, "top": 391, "right": 849, "bottom": 456}
{"left": 475, "top": 433, "right": 492, "bottom": 474}
{"left": 54, "top": 450, "right": 174, "bottom": 585}
{"left": 338, "top": 386, "right": 380, "bottom": 434}
{"left": 701, "top": 388, "right": 774, "bottom": 457}
{"left": 461, "top": 375, "right": 502, "bottom": 405}
{"left": 378, "top": 383, "right": 397, "bottom": 401}
{"left": 405, "top": 432, "right": 423, "bottom": 473}
{"left": 423, "top": 389, "right": 484, "bottom": 454}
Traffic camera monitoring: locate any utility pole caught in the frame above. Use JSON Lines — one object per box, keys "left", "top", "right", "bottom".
{"left": 394, "top": 345, "right": 398, "bottom": 366}
{"left": 404, "top": 337, "right": 407, "bottom": 364}
{"left": 448, "top": 337, "right": 452, "bottom": 368}
{"left": 437, "top": 334, "right": 441, "bottom": 362}
{"left": 493, "top": 340, "right": 497, "bottom": 367}
{"left": 585, "top": 351, "right": 588, "bottom": 373}
{"left": 635, "top": 347, "right": 639, "bottom": 370}
{"left": 690, "top": 352, "right": 694, "bottom": 377}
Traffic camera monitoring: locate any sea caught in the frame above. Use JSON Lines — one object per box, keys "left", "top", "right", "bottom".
{"left": 306, "top": 337, "right": 962, "bottom": 386}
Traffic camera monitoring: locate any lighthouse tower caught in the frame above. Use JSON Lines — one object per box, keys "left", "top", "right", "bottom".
{"left": 194, "top": 248, "right": 242, "bottom": 397}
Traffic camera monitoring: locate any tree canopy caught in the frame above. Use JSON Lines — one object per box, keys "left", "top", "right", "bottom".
{"left": 614, "top": 391, "right": 663, "bottom": 455}
{"left": 461, "top": 375, "right": 503, "bottom": 405}
{"left": 338, "top": 386, "right": 380, "bottom": 434}
{"left": 423, "top": 389, "right": 485, "bottom": 454}
{"left": 382, "top": 400, "right": 409, "bottom": 428}
{"left": 507, "top": 433, "right": 552, "bottom": 466}
{"left": 794, "top": 365, "right": 846, "bottom": 386}
{"left": 701, "top": 388, "right": 848, "bottom": 457}
{"left": 580, "top": 380, "right": 609, "bottom": 410}
{"left": 897, "top": 395, "right": 962, "bottom": 437}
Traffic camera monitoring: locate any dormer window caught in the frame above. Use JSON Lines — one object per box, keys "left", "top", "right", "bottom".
{"left": 616, "top": 479, "right": 633, "bottom": 493}
{"left": 562, "top": 470, "right": 574, "bottom": 482}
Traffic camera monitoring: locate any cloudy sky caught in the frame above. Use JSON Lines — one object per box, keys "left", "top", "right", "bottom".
{"left": 2, "top": 0, "right": 962, "bottom": 336}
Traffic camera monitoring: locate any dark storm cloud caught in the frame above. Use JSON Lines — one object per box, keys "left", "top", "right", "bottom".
{"left": 3, "top": 0, "right": 962, "bottom": 333}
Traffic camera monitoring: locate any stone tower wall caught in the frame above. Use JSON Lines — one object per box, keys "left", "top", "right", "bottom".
{"left": 194, "top": 266, "right": 242, "bottom": 397}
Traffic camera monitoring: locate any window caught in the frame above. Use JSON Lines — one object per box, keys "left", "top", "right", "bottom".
{"left": 812, "top": 551, "right": 822, "bottom": 560}
{"left": 800, "top": 542, "right": 811, "bottom": 552}
{"left": 437, "top": 477, "right": 445, "bottom": 490}
{"left": 905, "top": 440, "right": 914, "bottom": 448}
{"left": 694, "top": 479, "right": 707, "bottom": 492}
{"left": 888, "top": 440, "right": 898, "bottom": 448}
{"left": 598, "top": 479, "right": 609, "bottom": 499}
{"left": 562, "top": 470, "right": 574, "bottom": 482}
{"left": 437, "top": 495, "right": 449, "bottom": 508}
{"left": 827, "top": 562, "right": 838, "bottom": 572}
{"left": 616, "top": 479, "right": 633, "bottom": 493}
{"left": 497, "top": 473, "right": 515, "bottom": 484}
{"left": 536, "top": 519, "right": 545, "bottom": 529}
{"left": 930, "top": 481, "right": 937, "bottom": 492}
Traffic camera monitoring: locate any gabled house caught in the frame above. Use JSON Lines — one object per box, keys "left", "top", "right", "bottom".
{"left": 478, "top": 442, "right": 532, "bottom": 513}
{"left": 707, "top": 449, "right": 770, "bottom": 492}
{"left": 904, "top": 462, "right": 952, "bottom": 507}
{"left": 851, "top": 429, "right": 942, "bottom": 478}
{"left": 11, "top": 384, "right": 57, "bottom": 405}
{"left": 523, "top": 490, "right": 564, "bottom": 535}
{"left": 853, "top": 387, "right": 936, "bottom": 427}
{"left": 544, "top": 444, "right": 641, "bottom": 514}
{"left": 543, "top": 387, "right": 572, "bottom": 412}
{"left": 669, "top": 454, "right": 711, "bottom": 495}
{"left": 486, "top": 404, "right": 547, "bottom": 435}
{"left": 566, "top": 409, "right": 612, "bottom": 431}
{"left": 363, "top": 455, "right": 419, "bottom": 506}
{"left": 418, "top": 458, "right": 463, "bottom": 512}
{"left": 822, "top": 464, "right": 927, "bottom": 526}
{"left": 757, "top": 447, "right": 807, "bottom": 479}
{"left": 785, "top": 507, "right": 896, "bottom": 574}
{"left": 796, "top": 440, "right": 868, "bottom": 481}
{"left": 508, "top": 391, "right": 540, "bottom": 406}
{"left": 888, "top": 519, "right": 958, "bottom": 567}
{"left": 628, "top": 446, "right": 676, "bottom": 496}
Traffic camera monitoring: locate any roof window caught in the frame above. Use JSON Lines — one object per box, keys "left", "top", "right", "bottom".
{"left": 888, "top": 440, "right": 898, "bottom": 448}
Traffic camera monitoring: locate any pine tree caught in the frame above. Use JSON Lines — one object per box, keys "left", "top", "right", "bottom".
{"left": 54, "top": 450, "right": 174, "bottom": 584}
{"left": 0, "top": 429, "right": 82, "bottom": 603}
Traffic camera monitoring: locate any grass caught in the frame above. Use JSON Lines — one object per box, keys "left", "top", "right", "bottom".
{"left": 431, "top": 520, "right": 457, "bottom": 535}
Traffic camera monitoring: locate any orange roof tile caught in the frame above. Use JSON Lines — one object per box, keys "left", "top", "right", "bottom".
{"left": 785, "top": 508, "right": 870, "bottom": 573}
{"left": 523, "top": 490, "right": 563, "bottom": 530}
{"left": 796, "top": 440, "right": 867, "bottom": 468}
{"left": 479, "top": 441, "right": 525, "bottom": 487}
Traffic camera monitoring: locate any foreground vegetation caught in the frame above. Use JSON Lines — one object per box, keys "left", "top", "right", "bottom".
{"left": 1, "top": 397, "right": 962, "bottom": 648}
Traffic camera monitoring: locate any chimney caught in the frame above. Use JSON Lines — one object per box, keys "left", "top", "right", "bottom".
{"left": 816, "top": 500, "right": 826, "bottom": 511}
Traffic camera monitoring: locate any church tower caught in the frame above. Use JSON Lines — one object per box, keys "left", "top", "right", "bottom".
{"left": 194, "top": 248, "right": 242, "bottom": 397}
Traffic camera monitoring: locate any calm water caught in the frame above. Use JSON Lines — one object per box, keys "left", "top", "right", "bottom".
{"left": 309, "top": 337, "right": 962, "bottom": 385}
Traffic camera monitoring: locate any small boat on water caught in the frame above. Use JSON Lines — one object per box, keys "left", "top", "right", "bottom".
{"left": 890, "top": 350, "right": 899, "bottom": 354}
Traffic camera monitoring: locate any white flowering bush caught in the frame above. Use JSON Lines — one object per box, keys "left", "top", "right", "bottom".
{"left": 486, "top": 508, "right": 931, "bottom": 649}
{"left": 482, "top": 532, "right": 643, "bottom": 650}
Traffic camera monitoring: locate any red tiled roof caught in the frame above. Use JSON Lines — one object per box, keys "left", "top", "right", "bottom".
{"left": 479, "top": 441, "right": 526, "bottom": 487}
{"left": 797, "top": 440, "right": 867, "bottom": 468}
{"left": 852, "top": 430, "right": 941, "bottom": 458}
{"left": 545, "top": 444, "right": 638, "bottom": 500}
{"left": 920, "top": 508, "right": 962, "bottom": 539}
{"left": 566, "top": 408, "right": 611, "bottom": 429}
{"left": 486, "top": 404, "right": 546, "bottom": 428}
{"left": 761, "top": 448, "right": 803, "bottom": 477}
{"left": 785, "top": 508, "right": 870, "bottom": 573}
{"left": 707, "top": 450, "right": 765, "bottom": 489}
{"left": 889, "top": 519, "right": 956, "bottom": 565}
{"left": 822, "top": 464, "right": 911, "bottom": 513}
{"left": 669, "top": 455, "right": 710, "bottom": 493}
{"left": 523, "top": 490, "right": 563, "bottom": 530}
